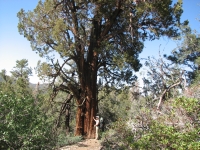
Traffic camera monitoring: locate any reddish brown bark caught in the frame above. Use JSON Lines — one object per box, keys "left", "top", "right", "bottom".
{"left": 74, "top": 49, "right": 98, "bottom": 138}
{"left": 74, "top": 82, "right": 97, "bottom": 138}
{"left": 73, "top": 16, "right": 100, "bottom": 137}
{"left": 75, "top": 105, "right": 84, "bottom": 136}
{"left": 73, "top": 0, "right": 123, "bottom": 138}
{"left": 75, "top": 69, "right": 98, "bottom": 138}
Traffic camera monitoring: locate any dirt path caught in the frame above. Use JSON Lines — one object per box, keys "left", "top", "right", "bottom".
{"left": 59, "top": 139, "right": 102, "bottom": 150}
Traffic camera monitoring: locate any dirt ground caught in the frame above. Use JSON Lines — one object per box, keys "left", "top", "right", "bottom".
{"left": 59, "top": 139, "right": 102, "bottom": 150}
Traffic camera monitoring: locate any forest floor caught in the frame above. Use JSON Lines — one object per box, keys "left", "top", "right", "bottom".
{"left": 59, "top": 139, "right": 102, "bottom": 150}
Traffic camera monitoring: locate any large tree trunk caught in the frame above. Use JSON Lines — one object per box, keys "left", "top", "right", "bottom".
{"left": 74, "top": 70, "right": 97, "bottom": 138}
{"left": 85, "top": 87, "right": 97, "bottom": 138}
{"left": 74, "top": 51, "right": 98, "bottom": 138}
{"left": 74, "top": 17, "right": 99, "bottom": 138}
{"left": 75, "top": 105, "right": 84, "bottom": 136}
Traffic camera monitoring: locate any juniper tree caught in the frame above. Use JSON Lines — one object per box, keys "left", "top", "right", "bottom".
{"left": 17, "top": 0, "right": 183, "bottom": 138}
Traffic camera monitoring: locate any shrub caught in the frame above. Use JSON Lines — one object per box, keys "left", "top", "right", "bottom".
{"left": 0, "top": 91, "right": 55, "bottom": 149}
{"left": 129, "top": 97, "right": 200, "bottom": 150}
{"left": 129, "top": 121, "right": 199, "bottom": 149}
{"left": 56, "top": 133, "right": 82, "bottom": 148}
{"left": 101, "top": 96, "right": 200, "bottom": 150}
{"left": 100, "top": 120, "right": 135, "bottom": 150}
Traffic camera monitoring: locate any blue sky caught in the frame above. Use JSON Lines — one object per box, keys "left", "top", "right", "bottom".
{"left": 0, "top": 0, "right": 199, "bottom": 83}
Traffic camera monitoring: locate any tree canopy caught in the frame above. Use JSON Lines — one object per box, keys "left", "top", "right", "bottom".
{"left": 18, "top": 0, "right": 183, "bottom": 85}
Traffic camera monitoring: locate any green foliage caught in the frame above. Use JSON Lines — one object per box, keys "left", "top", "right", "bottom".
{"left": 56, "top": 133, "right": 82, "bottom": 148}
{"left": 174, "top": 97, "right": 199, "bottom": 113}
{"left": 130, "top": 122, "right": 199, "bottom": 150}
{"left": 0, "top": 91, "right": 55, "bottom": 149}
{"left": 10, "top": 59, "right": 32, "bottom": 79}
{"left": 128, "top": 97, "right": 200, "bottom": 149}
{"left": 17, "top": 0, "right": 184, "bottom": 88}
{"left": 0, "top": 70, "right": 15, "bottom": 95}
{"left": 35, "top": 61, "right": 53, "bottom": 81}
{"left": 169, "top": 25, "right": 200, "bottom": 66}
{"left": 166, "top": 24, "right": 200, "bottom": 83}
{"left": 16, "top": 0, "right": 185, "bottom": 139}
{"left": 98, "top": 87, "right": 131, "bottom": 125}
{"left": 11, "top": 59, "right": 33, "bottom": 96}
{"left": 101, "top": 94, "right": 200, "bottom": 150}
{"left": 100, "top": 120, "right": 134, "bottom": 150}
{"left": 0, "top": 59, "right": 33, "bottom": 97}
{"left": 193, "top": 69, "right": 200, "bottom": 86}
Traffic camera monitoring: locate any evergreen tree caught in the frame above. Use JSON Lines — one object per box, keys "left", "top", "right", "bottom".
{"left": 10, "top": 59, "right": 32, "bottom": 97}
{"left": 0, "top": 69, "right": 14, "bottom": 94}
{"left": 17, "top": 0, "right": 183, "bottom": 138}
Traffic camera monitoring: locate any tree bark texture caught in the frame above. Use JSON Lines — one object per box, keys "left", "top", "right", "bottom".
{"left": 74, "top": 47, "right": 98, "bottom": 137}
{"left": 74, "top": 64, "right": 97, "bottom": 138}
{"left": 73, "top": 11, "right": 101, "bottom": 137}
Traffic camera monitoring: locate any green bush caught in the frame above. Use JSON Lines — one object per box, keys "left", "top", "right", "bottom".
{"left": 129, "top": 97, "right": 200, "bottom": 150}
{"left": 173, "top": 97, "right": 199, "bottom": 114}
{"left": 0, "top": 91, "right": 55, "bottom": 149}
{"left": 56, "top": 133, "right": 82, "bottom": 148}
{"left": 130, "top": 121, "right": 200, "bottom": 150}
{"left": 100, "top": 120, "right": 135, "bottom": 150}
{"left": 101, "top": 96, "right": 200, "bottom": 150}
